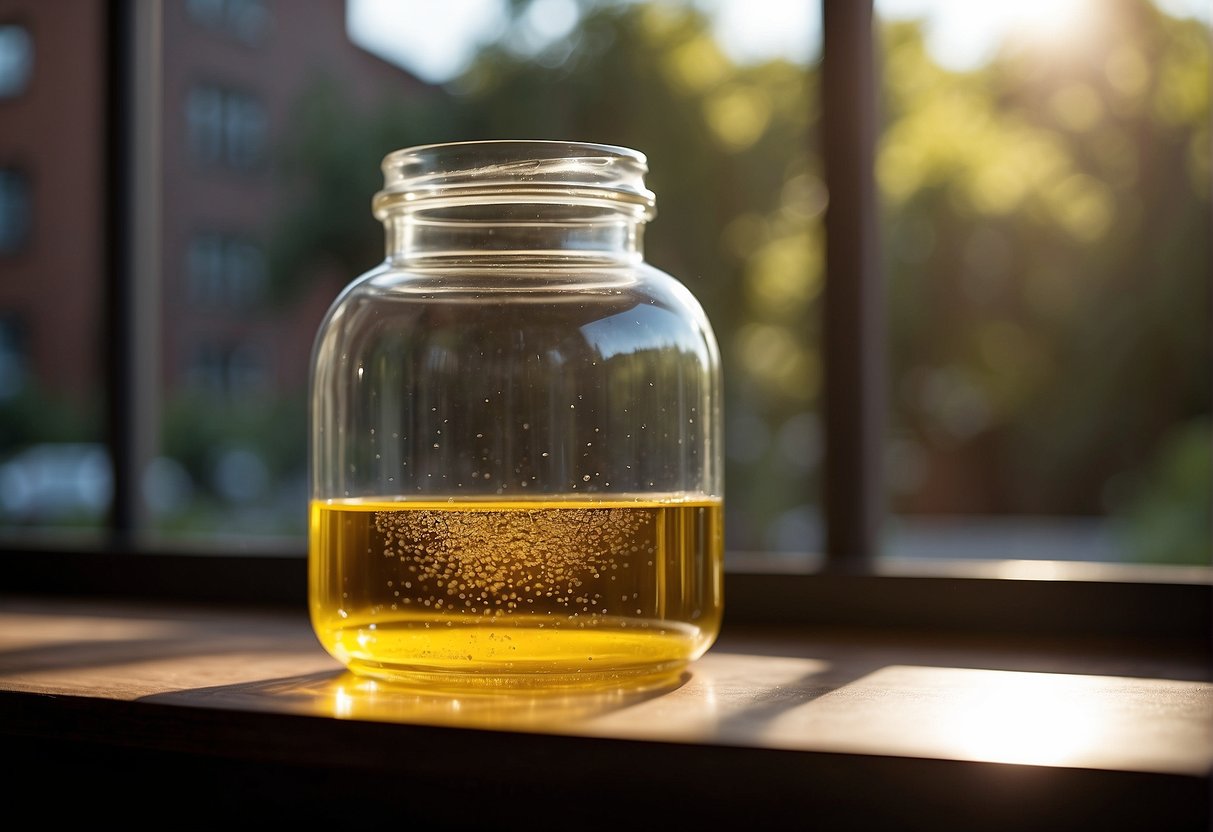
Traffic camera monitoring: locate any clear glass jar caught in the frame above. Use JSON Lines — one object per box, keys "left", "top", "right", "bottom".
{"left": 308, "top": 141, "right": 722, "bottom": 690}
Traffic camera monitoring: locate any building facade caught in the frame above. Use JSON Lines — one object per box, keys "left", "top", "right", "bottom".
{"left": 0, "top": 0, "right": 431, "bottom": 411}
{"left": 0, "top": 1, "right": 106, "bottom": 407}
{"left": 0, "top": 0, "right": 433, "bottom": 525}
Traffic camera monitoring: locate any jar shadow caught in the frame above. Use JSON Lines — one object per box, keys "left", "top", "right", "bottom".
{"left": 142, "top": 667, "right": 691, "bottom": 732}
{"left": 320, "top": 668, "right": 691, "bottom": 729}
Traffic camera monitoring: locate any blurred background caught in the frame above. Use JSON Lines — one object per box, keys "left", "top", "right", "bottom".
{"left": 0, "top": 0, "right": 1208, "bottom": 566}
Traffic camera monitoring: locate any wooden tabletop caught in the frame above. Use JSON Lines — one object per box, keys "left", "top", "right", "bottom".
{"left": 2, "top": 594, "right": 1210, "bottom": 828}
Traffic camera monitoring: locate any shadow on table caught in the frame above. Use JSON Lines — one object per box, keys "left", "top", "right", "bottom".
{"left": 140, "top": 666, "right": 691, "bottom": 731}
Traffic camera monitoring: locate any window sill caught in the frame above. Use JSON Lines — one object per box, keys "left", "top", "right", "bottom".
{"left": 2, "top": 594, "right": 1209, "bottom": 828}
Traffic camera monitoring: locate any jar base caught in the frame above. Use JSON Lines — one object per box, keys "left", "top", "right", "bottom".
{"left": 316, "top": 615, "right": 710, "bottom": 692}
{"left": 343, "top": 658, "right": 690, "bottom": 694}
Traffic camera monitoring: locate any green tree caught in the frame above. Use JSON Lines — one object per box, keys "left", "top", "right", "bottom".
{"left": 269, "top": 0, "right": 1209, "bottom": 561}
{"left": 272, "top": 2, "right": 825, "bottom": 550}
{"left": 880, "top": 0, "right": 1210, "bottom": 564}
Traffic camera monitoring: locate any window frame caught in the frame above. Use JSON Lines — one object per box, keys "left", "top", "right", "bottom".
{"left": 4, "top": 0, "right": 1209, "bottom": 649}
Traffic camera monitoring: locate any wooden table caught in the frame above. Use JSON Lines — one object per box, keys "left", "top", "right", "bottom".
{"left": 2, "top": 594, "right": 1210, "bottom": 829}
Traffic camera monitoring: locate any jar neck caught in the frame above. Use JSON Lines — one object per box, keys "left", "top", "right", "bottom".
{"left": 384, "top": 204, "right": 646, "bottom": 265}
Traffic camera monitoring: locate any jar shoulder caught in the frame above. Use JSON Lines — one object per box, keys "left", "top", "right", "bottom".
{"left": 324, "top": 261, "right": 705, "bottom": 317}
{"left": 312, "top": 259, "right": 719, "bottom": 360}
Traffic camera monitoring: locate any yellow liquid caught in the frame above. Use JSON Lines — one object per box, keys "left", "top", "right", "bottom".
{"left": 309, "top": 496, "right": 723, "bottom": 688}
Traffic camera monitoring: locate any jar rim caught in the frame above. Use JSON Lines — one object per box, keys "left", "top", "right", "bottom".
{"left": 374, "top": 140, "right": 656, "bottom": 220}
{"left": 384, "top": 139, "right": 648, "bottom": 164}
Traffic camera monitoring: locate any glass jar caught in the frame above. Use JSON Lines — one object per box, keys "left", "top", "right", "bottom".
{"left": 308, "top": 140, "right": 722, "bottom": 690}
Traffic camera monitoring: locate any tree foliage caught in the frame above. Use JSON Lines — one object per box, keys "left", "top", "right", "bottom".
{"left": 269, "top": 0, "right": 1210, "bottom": 561}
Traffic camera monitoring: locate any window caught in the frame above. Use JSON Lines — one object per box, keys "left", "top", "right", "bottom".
{"left": 186, "top": 234, "right": 267, "bottom": 308}
{"left": 186, "top": 85, "right": 267, "bottom": 171}
{"left": 3, "top": 1, "right": 1209, "bottom": 614}
{"left": 343, "top": 0, "right": 829, "bottom": 559}
{"left": 185, "top": 234, "right": 225, "bottom": 304}
{"left": 186, "top": 0, "right": 224, "bottom": 27}
{"left": 874, "top": 0, "right": 1211, "bottom": 567}
{"left": 0, "top": 23, "right": 33, "bottom": 98}
{"left": 187, "top": 0, "right": 269, "bottom": 44}
{"left": 184, "top": 340, "right": 267, "bottom": 396}
{"left": 186, "top": 85, "right": 223, "bottom": 166}
{"left": 0, "top": 315, "right": 27, "bottom": 401}
{"left": 0, "top": 168, "right": 31, "bottom": 254}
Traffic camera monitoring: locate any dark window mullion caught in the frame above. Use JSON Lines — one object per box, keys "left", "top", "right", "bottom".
{"left": 104, "top": 0, "right": 135, "bottom": 542}
{"left": 821, "top": 0, "right": 885, "bottom": 568}
{"left": 105, "top": 0, "right": 161, "bottom": 545}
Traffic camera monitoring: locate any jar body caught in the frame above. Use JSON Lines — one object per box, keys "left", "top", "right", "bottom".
{"left": 308, "top": 143, "right": 722, "bottom": 689}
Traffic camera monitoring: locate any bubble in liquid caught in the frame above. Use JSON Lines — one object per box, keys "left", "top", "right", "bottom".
{"left": 373, "top": 504, "right": 653, "bottom": 617}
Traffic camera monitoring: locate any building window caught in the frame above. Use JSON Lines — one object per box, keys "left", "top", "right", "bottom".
{"left": 0, "top": 24, "right": 33, "bottom": 98}
{"left": 186, "top": 85, "right": 267, "bottom": 172}
{"left": 186, "top": 340, "right": 267, "bottom": 397}
{"left": 0, "top": 315, "right": 26, "bottom": 401}
{"left": 186, "top": 233, "right": 267, "bottom": 308}
{"left": 0, "top": 168, "right": 31, "bottom": 254}
{"left": 186, "top": 85, "right": 224, "bottom": 166}
{"left": 186, "top": 0, "right": 224, "bottom": 27}
{"left": 187, "top": 0, "right": 269, "bottom": 45}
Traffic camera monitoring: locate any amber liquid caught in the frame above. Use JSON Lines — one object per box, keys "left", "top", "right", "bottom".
{"left": 309, "top": 496, "right": 722, "bottom": 688}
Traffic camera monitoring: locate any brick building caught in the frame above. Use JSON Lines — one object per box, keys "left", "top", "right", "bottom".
{"left": 0, "top": 0, "right": 431, "bottom": 409}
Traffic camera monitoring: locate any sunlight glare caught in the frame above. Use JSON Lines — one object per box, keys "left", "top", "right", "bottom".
{"left": 879, "top": 0, "right": 1099, "bottom": 70}
{"left": 938, "top": 671, "right": 1106, "bottom": 766}
{"left": 346, "top": 0, "right": 507, "bottom": 84}
{"left": 333, "top": 684, "right": 354, "bottom": 718}
{"left": 1001, "top": 0, "right": 1093, "bottom": 41}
